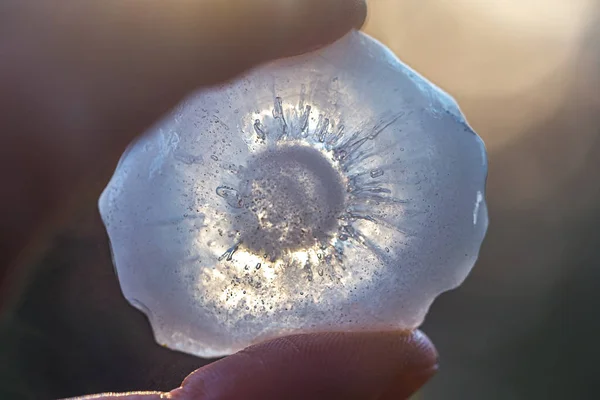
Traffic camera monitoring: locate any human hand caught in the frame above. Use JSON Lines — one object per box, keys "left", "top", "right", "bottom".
{"left": 0, "top": 1, "right": 438, "bottom": 399}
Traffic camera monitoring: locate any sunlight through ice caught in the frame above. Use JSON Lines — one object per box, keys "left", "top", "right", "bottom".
{"left": 99, "top": 31, "right": 488, "bottom": 358}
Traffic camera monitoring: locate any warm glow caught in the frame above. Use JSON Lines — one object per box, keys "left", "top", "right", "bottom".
{"left": 449, "top": 0, "right": 594, "bottom": 36}
{"left": 364, "top": 0, "right": 596, "bottom": 152}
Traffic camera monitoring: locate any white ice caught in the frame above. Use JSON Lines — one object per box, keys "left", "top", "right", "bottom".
{"left": 99, "top": 31, "right": 488, "bottom": 358}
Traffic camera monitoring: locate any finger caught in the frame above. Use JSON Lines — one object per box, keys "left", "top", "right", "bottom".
{"left": 65, "top": 330, "right": 436, "bottom": 400}
{"left": 0, "top": 0, "right": 367, "bottom": 279}
{"left": 169, "top": 330, "right": 438, "bottom": 400}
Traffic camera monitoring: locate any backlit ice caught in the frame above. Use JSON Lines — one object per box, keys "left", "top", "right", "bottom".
{"left": 99, "top": 31, "right": 488, "bottom": 358}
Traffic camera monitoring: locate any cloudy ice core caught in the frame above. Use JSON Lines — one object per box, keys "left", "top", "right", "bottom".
{"left": 99, "top": 31, "right": 488, "bottom": 358}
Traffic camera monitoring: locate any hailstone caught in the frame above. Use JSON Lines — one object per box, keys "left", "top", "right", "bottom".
{"left": 99, "top": 31, "right": 488, "bottom": 358}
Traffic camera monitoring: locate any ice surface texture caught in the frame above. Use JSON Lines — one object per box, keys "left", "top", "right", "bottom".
{"left": 99, "top": 31, "right": 488, "bottom": 358}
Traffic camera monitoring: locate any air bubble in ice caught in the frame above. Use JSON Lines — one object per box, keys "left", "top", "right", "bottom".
{"left": 99, "top": 31, "right": 488, "bottom": 358}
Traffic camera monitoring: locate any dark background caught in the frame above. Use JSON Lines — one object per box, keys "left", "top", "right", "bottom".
{"left": 2, "top": 1, "right": 600, "bottom": 399}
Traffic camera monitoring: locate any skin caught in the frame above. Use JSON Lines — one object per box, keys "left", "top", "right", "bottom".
{"left": 0, "top": 1, "right": 438, "bottom": 399}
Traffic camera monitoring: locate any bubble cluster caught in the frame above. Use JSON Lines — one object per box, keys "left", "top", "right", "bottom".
{"left": 99, "top": 31, "right": 488, "bottom": 358}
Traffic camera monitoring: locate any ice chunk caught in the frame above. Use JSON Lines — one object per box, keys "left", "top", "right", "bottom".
{"left": 99, "top": 31, "right": 488, "bottom": 358}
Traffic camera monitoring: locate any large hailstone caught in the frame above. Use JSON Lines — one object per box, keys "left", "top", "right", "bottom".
{"left": 99, "top": 31, "right": 488, "bottom": 358}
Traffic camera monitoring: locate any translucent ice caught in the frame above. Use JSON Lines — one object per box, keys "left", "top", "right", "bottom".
{"left": 99, "top": 31, "right": 488, "bottom": 358}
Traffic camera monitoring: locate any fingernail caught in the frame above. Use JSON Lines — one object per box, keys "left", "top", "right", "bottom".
{"left": 378, "top": 364, "right": 439, "bottom": 400}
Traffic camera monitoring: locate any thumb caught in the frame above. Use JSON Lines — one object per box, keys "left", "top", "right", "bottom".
{"left": 0, "top": 0, "right": 367, "bottom": 274}
{"left": 3, "top": 0, "right": 367, "bottom": 149}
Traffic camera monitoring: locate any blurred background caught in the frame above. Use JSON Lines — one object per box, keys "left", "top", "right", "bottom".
{"left": 1, "top": 0, "right": 600, "bottom": 398}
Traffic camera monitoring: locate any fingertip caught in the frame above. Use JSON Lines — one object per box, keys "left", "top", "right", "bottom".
{"left": 375, "top": 330, "right": 438, "bottom": 399}
{"left": 406, "top": 329, "right": 439, "bottom": 369}
{"left": 171, "top": 330, "right": 437, "bottom": 400}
